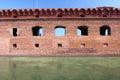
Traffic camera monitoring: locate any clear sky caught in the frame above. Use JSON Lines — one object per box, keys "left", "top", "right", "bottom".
{"left": 0, "top": 0, "right": 119, "bottom": 9}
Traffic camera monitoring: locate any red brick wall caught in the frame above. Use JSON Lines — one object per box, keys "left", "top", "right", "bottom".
{"left": 0, "top": 18, "right": 119, "bottom": 56}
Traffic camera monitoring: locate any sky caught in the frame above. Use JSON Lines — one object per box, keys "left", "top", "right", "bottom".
{"left": 0, "top": 0, "right": 119, "bottom": 9}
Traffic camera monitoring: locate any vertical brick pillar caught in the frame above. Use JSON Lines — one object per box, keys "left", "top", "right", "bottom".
{"left": 66, "top": 26, "right": 77, "bottom": 37}
{"left": 89, "top": 25, "right": 100, "bottom": 36}
{"left": 44, "top": 25, "right": 54, "bottom": 37}
{"left": 20, "top": 26, "right": 32, "bottom": 37}
{"left": 111, "top": 25, "right": 118, "bottom": 38}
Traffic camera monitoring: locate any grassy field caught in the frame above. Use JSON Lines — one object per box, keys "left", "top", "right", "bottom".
{"left": 0, "top": 57, "right": 120, "bottom": 80}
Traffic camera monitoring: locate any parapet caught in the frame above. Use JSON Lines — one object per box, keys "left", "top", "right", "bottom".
{"left": 0, "top": 7, "right": 120, "bottom": 19}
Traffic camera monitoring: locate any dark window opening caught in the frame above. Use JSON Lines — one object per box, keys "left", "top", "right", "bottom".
{"left": 103, "top": 14, "right": 107, "bottom": 17}
{"left": 35, "top": 44, "right": 39, "bottom": 48}
{"left": 58, "top": 43, "right": 62, "bottom": 47}
{"left": 81, "top": 43, "right": 85, "bottom": 48}
{"left": 32, "top": 26, "right": 43, "bottom": 36}
{"left": 77, "top": 26, "right": 88, "bottom": 36}
{"left": 100, "top": 25, "right": 111, "bottom": 36}
{"left": 104, "top": 43, "right": 108, "bottom": 47}
{"left": 57, "top": 14, "right": 62, "bottom": 17}
{"left": 13, "top": 28, "right": 17, "bottom": 36}
{"left": 35, "top": 15, "right": 39, "bottom": 18}
{"left": 13, "top": 44, "right": 17, "bottom": 48}
{"left": 13, "top": 16, "right": 17, "bottom": 18}
{"left": 80, "top": 15, "right": 85, "bottom": 17}
{"left": 55, "top": 26, "right": 66, "bottom": 36}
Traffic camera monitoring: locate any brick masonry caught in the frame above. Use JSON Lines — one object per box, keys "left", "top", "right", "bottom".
{"left": 0, "top": 7, "right": 120, "bottom": 56}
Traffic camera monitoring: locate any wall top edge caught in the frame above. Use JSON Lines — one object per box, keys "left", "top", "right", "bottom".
{"left": 0, "top": 7, "right": 120, "bottom": 18}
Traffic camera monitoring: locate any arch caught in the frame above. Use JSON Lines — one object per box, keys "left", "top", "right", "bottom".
{"left": 51, "top": 9, "right": 56, "bottom": 15}
{"left": 34, "top": 9, "right": 40, "bottom": 18}
{"left": 41, "top": 9, "right": 46, "bottom": 16}
{"left": 69, "top": 8, "right": 74, "bottom": 15}
{"left": 7, "top": 10, "right": 11, "bottom": 16}
{"left": 64, "top": 9, "right": 68, "bottom": 15}
{"left": 109, "top": 8, "right": 113, "bottom": 14}
{"left": 97, "top": 8, "right": 102, "bottom": 15}
{"left": 80, "top": 9, "right": 86, "bottom": 17}
{"left": 55, "top": 26, "right": 66, "bottom": 36}
{"left": 24, "top": 9, "right": 28, "bottom": 15}
{"left": 46, "top": 9, "right": 51, "bottom": 15}
{"left": 32, "top": 26, "right": 43, "bottom": 36}
{"left": 74, "top": 8, "right": 79, "bottom": 12}
{"left": 57, "top": 9, "right": 63, "bottom": 17}
{"left": 77, "top": 26, "right": 88, "bottom": 36}
{"left": 100, "top": 25, "right": 111, "bottom": 36}
{"left": 92, "top": 8, "right": 96, "bottom": 15}
{"left": 86, "top": 8, "right": 91, "bottom": 15}
{"left": 114, "top": 8, "right": 119, "bottom": 15}
{"left": 19, "top": 9, "right": 23, "bottom": 16}
{"left": 12, "top": 9, "right": 18, "bottom": 18}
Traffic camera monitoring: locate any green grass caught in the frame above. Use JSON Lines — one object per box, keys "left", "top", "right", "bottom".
{"left": 0, "top": 57, "right": 120, "bottom": 80}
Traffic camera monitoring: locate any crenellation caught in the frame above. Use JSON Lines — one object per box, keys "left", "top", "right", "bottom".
{"left": 0, "top": 7, "right": 120, "bottom": 19}
{"left": 1, "top": 7, "right": 120, "bottom": 18}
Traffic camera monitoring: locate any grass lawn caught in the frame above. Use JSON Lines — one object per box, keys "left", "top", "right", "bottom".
{"left": 0, "top": 57, "right": 120, "bottom": 80}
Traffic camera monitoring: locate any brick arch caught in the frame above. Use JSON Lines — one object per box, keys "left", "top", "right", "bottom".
{"left": 69, "top": 8, "right": 74, "bottom": 15}
{"left": 57, "top": 9, "right": 63, "bottom": 17}
{"left": 74, "top": 8, "right": 79, "bottom": 16}
{"left": 34, "top": 9, "right": 40, "bottom": 17}
{"left": 77, "top": 26, "right": 88, "bottom": 36}
{"left": 92, "top": 8, "right": 97, "bottom": 15}
{"left": 32, "top": 26, "right": 43, "bottom": 36}
{"left": 102, "top": 8, "right": 109, "bottom": 17}
{"left": 64, "top": 8, "right": 68, "bottom": 15}
{"left": 80, "top": 8, "right": 86, "bottom": 17}
{"left": 7, "top": 10, "right": 11, "bottom": 15}
{"left": 12, "top": 9, "right": 18, "bottom": 18}
{"left": 100, "top": 25, "right": 111, "bottom": 36}
{"left": 97, "top": 8, "right": 102, "bottom": 16}
{"left": 51, "top": 9, "right": 56, "bottom": 15}
{"left": 46, "top": 9, "right": 51, "bottom": 16}
{"left": 114, "top": 8, "right": 119, "bottom": 15}
{"left": 55, "top": 26, "right": 66, "bottom": 36}
{"left": 29, "top": 9, "right": 33, "bottom": 15}
{"left": 41, "top": 9, "right": 46, "bottom": 16}
{"left": 109, "top": 8, "right": 114, "bottom": 13}
{"left": 19, "top": 9, "right": 23, "bottom": 16}
{"left": 86, "top": 8, "right": 91, "bottom": 15}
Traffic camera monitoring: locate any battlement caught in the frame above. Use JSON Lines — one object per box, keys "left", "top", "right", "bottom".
{"left": 0, "top": 7, "right": 120, "bottom": 19}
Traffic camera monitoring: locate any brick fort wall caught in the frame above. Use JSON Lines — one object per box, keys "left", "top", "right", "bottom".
{"left": 0, "top": 7, "right": 120, "bottom": 56}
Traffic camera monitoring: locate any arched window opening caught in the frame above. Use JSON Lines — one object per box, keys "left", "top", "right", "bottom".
{"left": 32, "top": 26, "right": 43, "bottom": 36}
{"left": 55, "top": 26, "right": 66, "bottom": 36}
{"left": 77, "top": 26, "right": 88, "bottom": 36}
{"left": 100, "top": 25, "right": 111, "bottom": 36}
